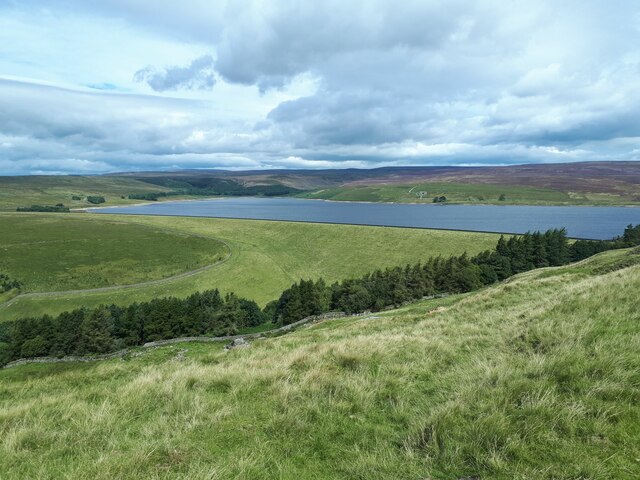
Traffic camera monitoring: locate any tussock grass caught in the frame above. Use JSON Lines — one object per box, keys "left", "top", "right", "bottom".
{"left": 1, "top": 249, "right": 639, "bottom": 478}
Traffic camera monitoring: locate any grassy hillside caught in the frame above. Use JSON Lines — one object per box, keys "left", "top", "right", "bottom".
{"left": 300, "top": 182, "right": 637, "bottom": 205}
{"left": 0, "top": 214, "right": 499, "bottom": 320}
{"left": 0, "top": 215, "right": 227, "bottom": 292}
{"left": 1, "top": 248, "right": 638, "bottom": 479}
{"left": 190, "top": 161, "right": 640, "bottom": 202}
{"left": 2, "top": 161, "right": 640, "bottom": 210}
{"left": 0, "top": 175, "right": 175, "bottom": 211}
{"left": 0, "top": 174, "right": 299, "bottom": 211}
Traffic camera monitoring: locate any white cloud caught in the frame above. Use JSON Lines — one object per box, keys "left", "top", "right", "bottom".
{"left": 0, "top": 0, "right": 639, "bottom": 174}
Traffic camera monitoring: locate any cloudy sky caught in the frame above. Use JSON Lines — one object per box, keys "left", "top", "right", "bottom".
{"left": 1, "top": 0, "right": 639, "bottom": 174}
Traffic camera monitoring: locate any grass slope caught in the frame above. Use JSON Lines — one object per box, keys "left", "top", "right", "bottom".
{"left": 0, "top": 214, "right": 227, "bottom": 292}
{"left": 0, "top": 175, "right": 176, "bottom": 211}
{"left": 0, "top": 214, "right": 499, "bottom": 321}
{"left": 300, "top": 182, "right": 637, "bottom": 205}
{"left": 1, "top": 248, "right": 638, "bottom": 479}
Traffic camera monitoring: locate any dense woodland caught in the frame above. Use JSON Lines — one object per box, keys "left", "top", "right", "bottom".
{"left": 1, "top": 224, "right": 638, "bottom": 365}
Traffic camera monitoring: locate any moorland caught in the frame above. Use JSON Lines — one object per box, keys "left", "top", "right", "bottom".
{"left": 1, "top": 161, "right": 639, "bottom": 211}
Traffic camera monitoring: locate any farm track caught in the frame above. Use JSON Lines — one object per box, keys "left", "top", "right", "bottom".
{"left": 0, "top": 214, "right": 233, "bottom": 311}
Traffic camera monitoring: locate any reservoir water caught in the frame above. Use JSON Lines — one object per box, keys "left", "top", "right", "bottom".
{"left": 93, "top": 197, "right": 640, "bottom": 240}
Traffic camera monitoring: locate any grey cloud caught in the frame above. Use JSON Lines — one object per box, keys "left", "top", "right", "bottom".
{"left": 267, "top": 89, "right": 428, "bottom": 147}
{"left": 4, "top": 73, "right": 636, "bottom": 176}
{"left": 0, "top": 79, "right": 262, "bottom": 174}
{"left": 214, "top": 0, "right": 480, "bottom": 90}
{"left": 134, "top": 55, "right": 216, "bottom": 91}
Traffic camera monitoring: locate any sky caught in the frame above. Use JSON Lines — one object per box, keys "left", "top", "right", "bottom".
{"left": 1, "top": 0, "right": 640, "bottom": 175}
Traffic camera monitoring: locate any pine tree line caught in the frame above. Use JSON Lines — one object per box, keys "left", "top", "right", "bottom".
{"left": 569, "top": 224, "right": 640, "bottom": 260}
{"left": 269, "top": 225, "right": 640, "bottom": 324}
{"left": 0, "top": 290, "right": 264, "bottom": 363}
{"left": 1, "top": 225, "right": 638, "bottom": 365}
{"left": 269, "top": 229, "right": 571, "bottom": 323}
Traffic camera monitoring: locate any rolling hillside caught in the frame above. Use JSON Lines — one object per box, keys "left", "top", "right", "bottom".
{"left": 2, "top": 161, "right": 640, "bottom": 210}
{"left": 1, "top": 248, "right": 638, "bottom": 479}
{"left": 0, "top": 213, "right": 499, "bottom": 320}
{"left": 0, "top": 175, "right": 174, "bottom": 211}
{"left": 0, "top": 215, "right": 227, "bottom": 292}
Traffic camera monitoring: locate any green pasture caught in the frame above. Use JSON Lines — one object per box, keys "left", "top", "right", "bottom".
{"left": 0, "top": 213, "right": 499, "bottom": 320}
{"left": 0, "top": 214, "right": 227, "bottom": 292}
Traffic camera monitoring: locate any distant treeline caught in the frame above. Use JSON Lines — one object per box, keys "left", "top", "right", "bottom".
{"left": 570, "top": 225, "right": 640, "bottom": 260}
{"left": 128, "top": 186, "right": 300, "bottom": 201}
{"left": 128, "top": 192, "right": 172, "bottom": 201}
{"left": 0, "top": 273, "right": 21, "bottom": 293}
{"left": 16, "top": 204, "right": 69, "bottom": 212}
{"left": 1, "top": 225, "right": 639, "bottom": 365}
{"left": 128, "top": 177, "right": 301, "bottom": 200}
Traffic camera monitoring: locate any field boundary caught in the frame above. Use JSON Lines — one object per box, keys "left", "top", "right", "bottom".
{"left": 0, "top": 253, "right": 230, "bottom": 308}
{"left": 1, "top": 311, "right": 352, "bottom": 369}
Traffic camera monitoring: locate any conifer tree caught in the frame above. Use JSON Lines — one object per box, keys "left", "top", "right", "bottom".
{"left": 77, "top": 308, "right": 114, "bottom": 354}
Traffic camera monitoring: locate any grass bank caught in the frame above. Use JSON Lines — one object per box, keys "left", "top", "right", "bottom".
{"left": 1, "top": 248, "right": 638, "bottom": 478}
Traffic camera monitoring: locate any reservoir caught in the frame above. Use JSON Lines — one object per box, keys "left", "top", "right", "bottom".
{"left": 93, "top": 197, "right": 640, "bottom": 240}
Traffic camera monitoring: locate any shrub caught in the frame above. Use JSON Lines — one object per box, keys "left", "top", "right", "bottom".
{"left": 86, "top": 196, "right": 106, "bottom": 204}
{"left": 16, "top": 204, "right": 69, "bottom": 212}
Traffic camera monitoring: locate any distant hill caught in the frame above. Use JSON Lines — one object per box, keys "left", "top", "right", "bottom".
{"left": 122, "top": 160, "right": 640, "bottom": 196}
{"left": 2, "top": 161, "right": 639, "bottom": 209}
